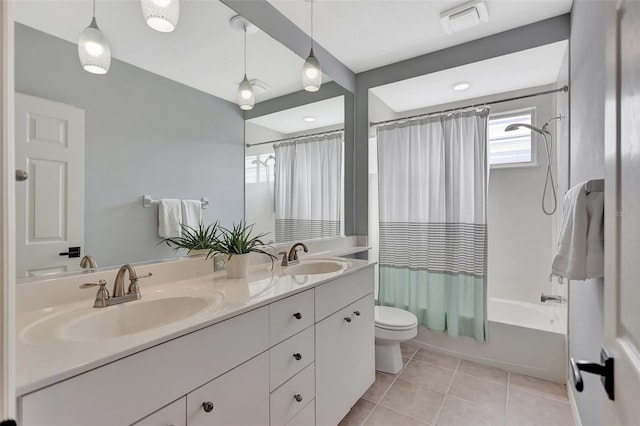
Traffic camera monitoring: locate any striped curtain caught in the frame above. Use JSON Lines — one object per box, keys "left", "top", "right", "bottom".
{"left": 274, "top": 133, "right": 343, "bottom": 243}
{"left": 376, "top": 109, "right": 489, "bottom": 341}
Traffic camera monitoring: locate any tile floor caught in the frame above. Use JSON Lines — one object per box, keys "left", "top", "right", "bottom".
{"left": 339, "top": 344, "right": 575, "bottom": 426}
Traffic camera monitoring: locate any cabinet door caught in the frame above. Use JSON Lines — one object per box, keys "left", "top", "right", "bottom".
{"left": 133, "top": 397, "right": 186, "bottom": 426}
{"left": 316, "top": 293, "right": 375, "bottom": 426}
{"left": 186, "top": 352, "right": 269, "bottom": 426}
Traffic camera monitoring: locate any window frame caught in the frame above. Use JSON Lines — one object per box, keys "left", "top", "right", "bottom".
{"left": 488, "top": 107, "right": 538, "bottom": 169}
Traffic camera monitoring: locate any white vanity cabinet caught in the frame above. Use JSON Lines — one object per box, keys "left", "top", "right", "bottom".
{"left": 133, "top": 398, "right": 186, "bottom": 426}
{"left": 186, "top": 352, "right": 269, "bottom": 426}
{"left": 315, "top": 269, "right": 376, "bottom": 426}
{"left": 18, "top": 264, "right": 375, "bottom": 426}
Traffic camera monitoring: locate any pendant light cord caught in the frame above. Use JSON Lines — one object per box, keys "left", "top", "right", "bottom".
{"left": 92, "top": 0, "right": 96, "bottom": 18}
{"left": 244, "top": 27, "right": 247, "bottom": 75}
{"left": 310, "top": 0, "right": 314, "bottom": 49}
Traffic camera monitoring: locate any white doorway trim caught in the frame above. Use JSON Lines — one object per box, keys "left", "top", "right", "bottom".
{"left": 1, "top": 0, "right": 16, "bottom": 419}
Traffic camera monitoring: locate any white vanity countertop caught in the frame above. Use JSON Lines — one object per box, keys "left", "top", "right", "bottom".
{"left": 16, "top": 257, "right": 375, "bottom": 396}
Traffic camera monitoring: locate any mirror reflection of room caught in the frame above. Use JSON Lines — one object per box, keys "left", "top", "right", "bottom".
{"left": 245, "top": 96, "right": 345, "bottom": 244}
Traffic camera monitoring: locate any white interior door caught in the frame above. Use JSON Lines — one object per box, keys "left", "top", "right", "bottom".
{"left": 15, "top": 93, "right": 85, "bottom": 277}
{"left": 603, "top": 0, "right": 640, "bottom": 423}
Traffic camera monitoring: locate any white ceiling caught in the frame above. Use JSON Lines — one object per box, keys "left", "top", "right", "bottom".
{"left": 371, "top": 40, "right": 568, "bottom": 112}
{"left": 14, "top": 0, "right": 318, "bottom": 104}
{"left": 248, "top": 96, "right": 344, "bottom": 134}
{"left": 14, "top": 0, "right": 572, "bottom": 109}
{"left": 268, "top": 0, "right": 572, "bottom": 73}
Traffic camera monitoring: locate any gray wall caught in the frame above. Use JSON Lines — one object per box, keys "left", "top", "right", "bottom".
{"left": 568, "top": 1, "right": 606, "bottom": 424}
{"left": 15, "top": 24, "right": 245, "bottom": 268}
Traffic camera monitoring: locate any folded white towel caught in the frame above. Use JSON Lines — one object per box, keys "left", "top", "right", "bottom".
{"left": 181, "top": 199, "right": 202, "bottom": 229}
{"left": 158, "top": 199, "right": 182, "bottom": 238}
{"left": 551, "top": 182, "right": 605, "bottom": 280}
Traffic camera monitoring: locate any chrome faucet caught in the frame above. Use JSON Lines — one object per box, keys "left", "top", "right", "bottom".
{"left": 80, "top": 264, "right": 152, "bottom": 308}
{"left": 80, "top": 255, "right": 98, "bottom": 269}
{"left": 540, "top": 293, "right": 566, "bottom": 303}
{"left": 279, "top": 243, "right": 309, "bottom": 266}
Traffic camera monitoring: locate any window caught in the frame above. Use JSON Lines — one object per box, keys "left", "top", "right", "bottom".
{"left": 245, "top": 153, "right": 275, "bottom": 183}
{"left": 488, "top": 111, "right": 534, "bottom": 166}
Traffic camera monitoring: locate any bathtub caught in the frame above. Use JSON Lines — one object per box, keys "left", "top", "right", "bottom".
{"left": 412, "top": 297, "right": 567, "bottom": 383}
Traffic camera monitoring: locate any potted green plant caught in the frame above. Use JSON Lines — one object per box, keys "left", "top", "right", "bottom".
{"left": 211, "top": 221, "right": 276, "bottom": 278}
{"left": 159, "top": 221, "right": 219, "bottom": 258}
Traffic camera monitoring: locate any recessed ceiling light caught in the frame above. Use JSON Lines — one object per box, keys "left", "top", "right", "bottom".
{"left": 303, "top": 116, "right": 316, "bottom": 122}
{"left": 452, "top": 82, "right": 471, "bottom": 91}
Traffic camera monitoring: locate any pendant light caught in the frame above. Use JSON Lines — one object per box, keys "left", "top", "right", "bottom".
{"left": 78, "top": 0, "right": 111, "bottom": 75}
{"left": 303, "top": 0, "right": 322, "bottom": 92}
{"left": 237, "top": 27, "right": 255, "bottom": 111}
{"left": 231, "top": 16, "right": 258, "bottom": 111}
{"left": 141, "top": 0, "right": 179, "bottom": 33}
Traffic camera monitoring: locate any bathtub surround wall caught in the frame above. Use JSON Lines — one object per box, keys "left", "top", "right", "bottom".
{"left": 15, "top": 24, "right": 244, "bottom": 268}
{"left": 567, "top": 1, "right": 607, "bottom": 424}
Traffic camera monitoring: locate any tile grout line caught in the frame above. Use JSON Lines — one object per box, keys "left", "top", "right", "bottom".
{"left": 431, "top": 357, "right": 461, "bottom": 425}
{"left": 360, "top": 346, "right": 418, "bottom": 425}
{"left": 505, "top": 372, "right": 510, "bottom": 426}
{"left": 509, "top": 384, "right": 571, "bottom": 404}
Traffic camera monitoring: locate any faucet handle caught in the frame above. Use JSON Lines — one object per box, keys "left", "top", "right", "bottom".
{"left": 278, "top": 251, "right": 289, "bottom": 266}
{"left": 127, "top": 272, "right": 151, "bottom": 297}
{"left": 80, "top": 280, "right": 109, "bottom": 308}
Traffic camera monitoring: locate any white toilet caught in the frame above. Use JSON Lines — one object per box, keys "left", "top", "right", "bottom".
{"left": 374, "top": 305, "right": 419, "bottom": 374}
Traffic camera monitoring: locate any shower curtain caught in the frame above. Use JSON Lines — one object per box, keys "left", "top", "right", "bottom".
{"left": 376, "top": 109, "right": 489, "bottom": 341}
{"left": 274, "top": 133, "right": 343, "bottom": 243}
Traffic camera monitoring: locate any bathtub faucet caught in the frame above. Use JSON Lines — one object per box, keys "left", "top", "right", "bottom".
{"left": 540, "top": 293, "right": 566, "bottom": 303}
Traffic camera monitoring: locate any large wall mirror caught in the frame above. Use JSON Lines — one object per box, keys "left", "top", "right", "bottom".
{"left": 245, "top": 95, "right": 345, "bottom": 245}
{"left": 13, "top": 0, "right": 346, "bottom": 279}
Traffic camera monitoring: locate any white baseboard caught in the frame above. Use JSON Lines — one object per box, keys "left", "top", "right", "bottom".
{"left": 567, "top": 380, "right": 582, "bottom": 426}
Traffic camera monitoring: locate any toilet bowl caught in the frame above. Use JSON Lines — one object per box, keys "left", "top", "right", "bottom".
{"left": 374, "top": 305, "right": 418, "bottom": 374}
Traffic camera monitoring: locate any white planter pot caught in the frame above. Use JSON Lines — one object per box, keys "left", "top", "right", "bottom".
{"left": 225, "top": 253, "right": 250, "bottom": 279}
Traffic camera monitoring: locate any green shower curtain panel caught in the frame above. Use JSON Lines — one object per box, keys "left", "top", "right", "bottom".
{"left": 376, "top": 109, "right": 489, "bottom": 342}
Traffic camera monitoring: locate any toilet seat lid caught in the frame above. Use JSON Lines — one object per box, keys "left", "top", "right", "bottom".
{"left": 375, "top": 306, "right": 418, "bottom": 329}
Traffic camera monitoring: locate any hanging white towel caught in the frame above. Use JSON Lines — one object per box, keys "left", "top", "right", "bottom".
{"left": 158, "top": 199, "right": 182, "bottom": 238}
{"left": 585, "top": 191, "right": 605, "bottom": 278}
{"left": 551, "top": 182, "right": 605, "bottom": 280}
{"left": 181, "top": 200, "right": 202, "bottom": 229}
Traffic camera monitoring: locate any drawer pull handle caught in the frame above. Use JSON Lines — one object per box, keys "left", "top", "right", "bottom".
{"left": 202, "top": 401, "right": 214, "bottom": 413}
{"left": 293, "top": 394, "right": 303, "bottom": 403}
{"left": 293, "top": 312, "right": 302, "bottom": 320}
{"left": 293, "top": 353, "right": 302, "bottom": 361}
{"left": 344, "top": 317, "right": 352, "bottom": 323}
{"left": 354, "top": 310, "right": 361, "bottom": 316}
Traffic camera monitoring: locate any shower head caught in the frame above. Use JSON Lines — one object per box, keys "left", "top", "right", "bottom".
{"left": 505, "top": 123, "right": 546, "bottom": 134}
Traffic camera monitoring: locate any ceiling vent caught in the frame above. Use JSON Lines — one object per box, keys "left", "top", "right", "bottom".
{"left": 440, "top": 1, "right": 488, "bottom": 35}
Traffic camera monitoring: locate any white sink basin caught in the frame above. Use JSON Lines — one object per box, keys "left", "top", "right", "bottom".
{"left": 22, "top": 289, "right": 223, "bottom": 343}
{"left": 60, "top": 297, "right": 209, "bottom": 341}
{"left": 283, "top": 259, "right": 349, "bottom": 276}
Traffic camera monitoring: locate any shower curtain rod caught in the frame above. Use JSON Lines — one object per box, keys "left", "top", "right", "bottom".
{"left": 370, "top": 85, "right": 569, "bottom": 127}
{"left": 245, "top": 129, "right": 344, "bottom": 148}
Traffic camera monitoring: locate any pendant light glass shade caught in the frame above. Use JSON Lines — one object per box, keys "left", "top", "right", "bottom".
{"left": 237, "top": 74, "right": 255, "bottom": 111}
{"left": 141, "top": 0, "right": 179, "bottom": 33}
{"left": 78, "top": 17, "right": 111, "bottom": 75}
{"left": 302, "top": 48, "right": 322, "bottom": 92}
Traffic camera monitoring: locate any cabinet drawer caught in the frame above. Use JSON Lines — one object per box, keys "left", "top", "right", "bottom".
{"left": 270, "top": 289, "right": 314, "bottom": 346}
{"left": 270, "top": 326, "right": 314, "bottom": 391}
{"left": 20, "top": 306, "right": 269, "bottom": 426}
{"left": 315, "top": 266, "right": 374, "bottom": 321}
{"left": 187, "top": 352, "right": 269, "bottom": 426}
{"left": 270, "top": 363, "right": 315, "bottom": 426}
{"left": 285, "top": 399, "right": 315, "bottom": 426}
{"left": 133, "top": 397, "right": 186, "bottom": 426}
